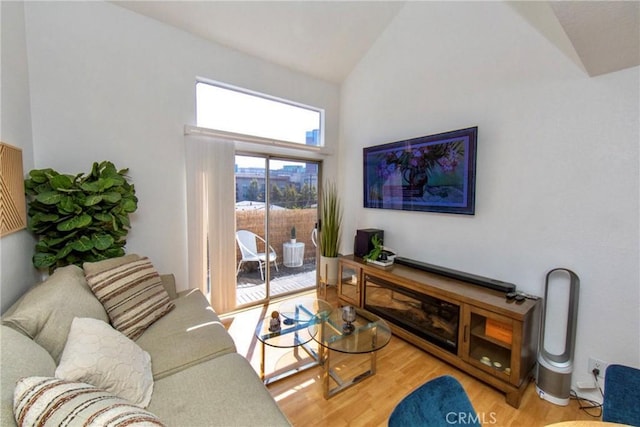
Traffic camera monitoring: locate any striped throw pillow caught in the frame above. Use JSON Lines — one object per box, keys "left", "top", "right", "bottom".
{"left": 14, "top": 377, "right": 165, "bottom": 427}
{"left": 84, "top": 256, "right": 174, "bottom": 340}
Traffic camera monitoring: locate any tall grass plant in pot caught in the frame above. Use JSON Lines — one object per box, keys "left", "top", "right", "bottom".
{"left": 319, "top": 181, "right": 342, "bottom": 286}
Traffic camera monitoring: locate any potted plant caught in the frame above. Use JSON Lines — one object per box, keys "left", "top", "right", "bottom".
{"left": 319, "top": 181, "right": 342, "bottom": 286}
{"left": 364, "top": 234, "right": 383, "bottom": 262}
{"left": 290, "top": 226, "right": 296, "bottom": 244}
{"left": 24, "top": 161, "right": 138, "bottom": 272}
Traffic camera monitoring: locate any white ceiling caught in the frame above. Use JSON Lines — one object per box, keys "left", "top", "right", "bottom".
{"left": 113, "top": 1, "right": 405, "bottom": 83}
{"left": 550, "top": 1, "right": 639, "bottom": 77}
{"left": 113, "top": 1, "right": 639, "bottom": 83}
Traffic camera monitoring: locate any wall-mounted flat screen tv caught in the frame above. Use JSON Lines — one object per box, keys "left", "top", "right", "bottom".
{"left": 363, "top": 126, "right": 477, "bottom": 215}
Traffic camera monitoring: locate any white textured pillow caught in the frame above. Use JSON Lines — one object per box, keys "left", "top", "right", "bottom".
{"left": 14, "top": 377, "right": 164, "bottom": 427}
{"left": 55, "top": 317, "right": 154, "bottom": 408}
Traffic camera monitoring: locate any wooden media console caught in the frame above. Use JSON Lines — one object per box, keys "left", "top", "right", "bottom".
{"left": 337, "top": 255, "right": 541, "bottom": 408}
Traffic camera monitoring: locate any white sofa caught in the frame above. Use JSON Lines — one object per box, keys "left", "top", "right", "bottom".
{"left": 1, "top": 256, "right": 291, "bottom": 426}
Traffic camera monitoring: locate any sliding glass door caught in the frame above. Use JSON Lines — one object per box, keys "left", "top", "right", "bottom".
{"left": 235, "top": 155, "right": 319, "bottom": 308}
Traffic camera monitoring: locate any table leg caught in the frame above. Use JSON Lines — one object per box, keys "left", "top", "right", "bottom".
{"left": 317, "top": 280, "right": 327, "bottom": 299}
{"left": 323, "top": 350, "right": 378, "bottom": 399}
{"left": 320, "top": 346, "right": 331, "bottom": 399}
{"left": 260, "top": 322, "right": 321, "bottom": 385}
{"left": 260, "top": 340, "right": 265, "bottom": 381}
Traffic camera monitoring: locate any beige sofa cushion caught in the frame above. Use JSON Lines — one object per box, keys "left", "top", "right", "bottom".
{"left": 148, "top": 353, "right": 291, "bottom": 426}
{"left": 1, "top": 265, "right": 109, "bottom": 363}
{"left": 1, "top": 326, "right": 56, "bottom": 426}
{"left": 82, "top": 253, "right": 141, "bottom": 276}
{"left": 159, "top": 274, "right": 178, "bottom": 300}
{"left": 83, "top": 254, "right": 175, "bottom": 340}
{"left": 135, "top": 289, "right": 236, "bottom": 379}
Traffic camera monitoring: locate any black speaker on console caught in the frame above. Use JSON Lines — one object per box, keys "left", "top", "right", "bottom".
{"left": 354, "top": 229, "right": 383, "bottom": 258}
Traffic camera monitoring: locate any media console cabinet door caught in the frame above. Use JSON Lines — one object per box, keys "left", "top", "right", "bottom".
{"left": 338, "top": 259, "right": 362, "bottom": 306}
{"left": 461, "top": 304, "right": 531, "bottom": 388}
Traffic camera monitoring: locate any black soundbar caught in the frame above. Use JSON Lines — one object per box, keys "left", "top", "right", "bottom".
{"left": 393, "top": 256, "right": 516, "bottom": 293}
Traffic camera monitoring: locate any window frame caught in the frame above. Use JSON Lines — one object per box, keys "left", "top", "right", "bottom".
{"left": 195, "top": 79, "right": 325, "bottom": 148}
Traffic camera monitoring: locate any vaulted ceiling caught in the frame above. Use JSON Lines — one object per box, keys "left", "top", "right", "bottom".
{"left": 114, "top": 1, "right": 639, "bottom": 84}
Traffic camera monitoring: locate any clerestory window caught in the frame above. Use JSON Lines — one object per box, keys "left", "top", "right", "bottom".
{"left": 196, "top": 81, "right": 323, "bottom": 147}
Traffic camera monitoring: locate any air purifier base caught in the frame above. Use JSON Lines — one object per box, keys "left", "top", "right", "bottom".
{"left": 536, "top": 357, "right": 573, "bottom": 407}
{"left": 536, "top": 385, "right": 570, "bottom": 406}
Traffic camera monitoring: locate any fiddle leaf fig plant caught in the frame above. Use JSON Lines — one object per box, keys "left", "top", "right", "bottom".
{"left": 24, "top": 161, "right": 138, "bottom": 271}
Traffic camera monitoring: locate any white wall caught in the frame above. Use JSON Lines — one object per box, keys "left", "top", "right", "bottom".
{"left": 22, "top": 1, "right": 340, "bottom": 290}
{"left": 0, "top": 1, "right": 40, "bottom": 313}
{"left": 340, "top": 1, "right": 639, "bottom": 399}
{"left": 8, "top": 0, "right": 639, "bottom": 401}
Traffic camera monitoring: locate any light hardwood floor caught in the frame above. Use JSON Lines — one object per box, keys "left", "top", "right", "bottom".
{"left": 222, "top": 288, "right": 601, "bottom": 427}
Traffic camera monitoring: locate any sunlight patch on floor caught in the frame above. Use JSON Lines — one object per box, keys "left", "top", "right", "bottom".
{"left": 273, "top": 378, "right": 317, "bottom": 402}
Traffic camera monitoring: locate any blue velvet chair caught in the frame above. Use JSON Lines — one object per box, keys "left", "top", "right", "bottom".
{"left": 602, "top": 364, "right": 640, "bottom": 426}
{"left": 388, "top": 375, "right": 480, "bottom": 427}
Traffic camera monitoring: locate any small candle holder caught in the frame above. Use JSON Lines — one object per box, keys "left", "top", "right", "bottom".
{"left": 342, "top": 305, "right": 356, "bottom": 334}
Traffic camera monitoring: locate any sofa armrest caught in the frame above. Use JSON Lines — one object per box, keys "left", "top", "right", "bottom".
{"left": 159, "top": 274, "right": 178, "bottom": 300}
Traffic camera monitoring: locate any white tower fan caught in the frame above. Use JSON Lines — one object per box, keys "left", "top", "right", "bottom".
{"left": 536, "top": 268, "right": 580, "bottom": 406}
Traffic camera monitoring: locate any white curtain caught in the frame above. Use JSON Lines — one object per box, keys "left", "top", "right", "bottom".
{"left": 185, "top": 133, "right": 236, "bottom": 313}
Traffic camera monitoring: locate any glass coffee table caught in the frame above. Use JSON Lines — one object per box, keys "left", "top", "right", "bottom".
{"left": 309, "top": 306, "right": 392, "bottom": 398}
{"left": 255, "top": 298, "right": 332, "bottom": 385}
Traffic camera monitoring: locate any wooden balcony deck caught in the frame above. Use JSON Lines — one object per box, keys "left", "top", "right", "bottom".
{"left": 236, "top": 260, "right": 316, "bottom": 306}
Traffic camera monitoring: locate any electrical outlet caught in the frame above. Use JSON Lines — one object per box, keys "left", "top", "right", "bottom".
{"left": 588, "top": 357, "right": 608, "bottom": 378}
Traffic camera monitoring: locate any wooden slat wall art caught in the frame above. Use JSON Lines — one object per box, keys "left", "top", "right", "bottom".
{"left": 0, "top": 142, "right": 27, "bottom": 236}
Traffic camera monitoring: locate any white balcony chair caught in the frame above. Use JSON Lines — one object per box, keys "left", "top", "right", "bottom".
{"left": 235, "top": 230, "right": 279, "bottom": 281}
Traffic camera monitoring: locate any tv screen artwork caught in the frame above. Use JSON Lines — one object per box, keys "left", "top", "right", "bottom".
{"left": 363, "top": 126, "right": 477, "bottom": 215}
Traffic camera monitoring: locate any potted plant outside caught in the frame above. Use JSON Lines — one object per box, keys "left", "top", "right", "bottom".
{"left": 290, "top": 226, "right": 296, "bottom": 244}
{"left": 319, "top": 181, "right": 342, "bottom": 286}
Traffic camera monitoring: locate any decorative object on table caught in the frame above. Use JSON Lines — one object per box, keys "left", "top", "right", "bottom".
{"left": 319, "top": 181, "right": 342, "bottom": 286}
{"left": 24, "top": 161, "right": 138, "bottom": 272}
{"left": 269, "top": 311, "right": 281, "bottom": 333}
{"left": 363, "top": 126, "right": 477, "bottom": 215}
{"left": 290, "top": 226, "right": 296, "bottom": 244}
{"left": 364, "top": 234, "right": 396, "bottom": 267}
{"left": 0, "top": 142, "right": 27, "bottom": 237}
{"left": 364, "top": 234, "right": 383, "bottom": 262}
{"left": 341, "top": 305, "right": 356, "bottom": 334}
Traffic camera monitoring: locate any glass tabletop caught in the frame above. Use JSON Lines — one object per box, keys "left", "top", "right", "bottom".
{"left": 278, "top": 298, "right": 333, "bottom": 324}
{"left": 309, "top": 307, "right": 392, "bottom": 354}
{"left": 255, "top": 315, "right": 315, "bottom": 348}
{"left": 255, "top": 298, "right": 333, "bottom": 348}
